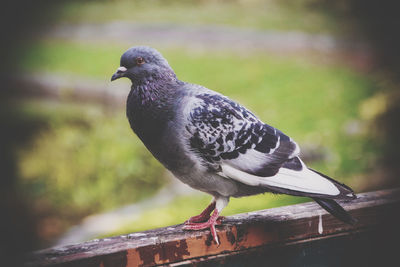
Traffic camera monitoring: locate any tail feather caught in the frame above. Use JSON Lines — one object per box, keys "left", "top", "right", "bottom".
{"left": 313, "top": 197, "right": 357, "bottom": 225}
{"left": 308, "top": 168, "right": 357, "bottom": 200}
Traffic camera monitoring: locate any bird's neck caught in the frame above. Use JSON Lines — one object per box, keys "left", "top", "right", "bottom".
{"left": 126, "top": 77, "right": 182, "bottom": 143}
{"left": 129, "top": 76, "right": 180, "bottom": 109}
{"left": 126, "top": 78, "right": 183, "bottom": 162}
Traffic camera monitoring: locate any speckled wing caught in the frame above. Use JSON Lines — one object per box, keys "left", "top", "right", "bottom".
{"left": 184, "top": 92, "right": 356, "bottom": 198}
{"left": 184, "top": 93, "right": 300, "bottom": 177}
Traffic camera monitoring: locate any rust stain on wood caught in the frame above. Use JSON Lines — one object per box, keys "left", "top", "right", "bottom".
{"left": 135, "top": 244, "right": 162, "bottom": 266}
{"left": 226, "top": 229, "right": 236, "bottom": 245}
{"left": 102, "top": 251, "right": 127, "bottom": 267}
{"left": 126, "top": 249, "right": 142, "bottom": 267}
{"left": 240, "top": 224, "right": 279, "bottom": 248}
{"left": 128, "top": 239, "right": 191, "bottom": 266}
{"left": 161, "top": 240, "right": 190, "bottom": 263}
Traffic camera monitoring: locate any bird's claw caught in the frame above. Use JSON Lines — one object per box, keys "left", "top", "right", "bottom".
{"left": 216, "top": 216, "right": 225, "bottom": 224}
{"left": 183, "top": 222, "right": 220, "bottom": 245}
{"left": 184, "top": 201, "right": 216, "bottom": 224}
{"left": 185, "top": 214, "right": 210, "bottom": 224}
{"left": 184, "top": 216, "right": 224, "bottom": 225}
{"left": 183, "top": 202, "right": 223, "bottom": 244}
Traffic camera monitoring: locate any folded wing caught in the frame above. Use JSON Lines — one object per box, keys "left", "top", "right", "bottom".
{"left": 185, "top": 92, "right": 355, "bottom": 199}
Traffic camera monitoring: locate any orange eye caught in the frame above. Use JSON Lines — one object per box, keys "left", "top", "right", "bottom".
{"left": 136, "top": 57, "right": 145, "bottom": 65}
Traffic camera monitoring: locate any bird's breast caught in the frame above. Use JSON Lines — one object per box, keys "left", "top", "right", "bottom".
{"left": 126, "top": 94, "right": 187, "bottom": 171}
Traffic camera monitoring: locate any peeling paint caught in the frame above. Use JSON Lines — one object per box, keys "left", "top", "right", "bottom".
{"left": 137, "top": 244, "right": 161, "bottom": 266}
{"left": 205, "top": 234, "right": 213, "bottom": 247}
{"left": 128, "top": 233, "right": 147, "bottom": 238}
{"left": 161, "top": 240, "right": 190, "bottom": 262}
{"left": 236, "top": 225, "right": 248, "bottom": 243}
{"left": 226, "top": 230, "right": 236, "bottom": 245}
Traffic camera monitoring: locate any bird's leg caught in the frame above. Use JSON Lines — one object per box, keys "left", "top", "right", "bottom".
{"left": 184, "top": 209, "right": 221, "bottom": 244}
{"left": 183, "top": 197, "right": 229, "bottom": 244}
{"left": 185, "top": 200, "right": 216, "bottom": 224}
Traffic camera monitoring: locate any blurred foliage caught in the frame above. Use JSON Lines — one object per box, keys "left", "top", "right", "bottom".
{"left": 20, "top": 41, "right": 122, "bottom": 79}
{"left": 16, "top": 100, "right": 167, "bottom": 242}
{"left": 55, "top": 0, "right": 351, "bottom": 34}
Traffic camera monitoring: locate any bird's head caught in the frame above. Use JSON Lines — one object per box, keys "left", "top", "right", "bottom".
{"left": 111, "top": 46, "right": 176, "bottom": 86}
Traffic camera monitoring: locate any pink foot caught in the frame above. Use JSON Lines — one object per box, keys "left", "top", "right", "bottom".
{"left": 185, "top": 215, "right": 225, "bottom": 225}
{"left": 185, "top": 201, "right": 216, "bottom": 224}
{"left": 183, "top": 210, "right": 222, "bottom": 244}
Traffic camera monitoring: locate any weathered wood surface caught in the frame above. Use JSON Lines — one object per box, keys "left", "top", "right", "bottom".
{"left": 25, "top": 188, "right": 400, "bottom": 267}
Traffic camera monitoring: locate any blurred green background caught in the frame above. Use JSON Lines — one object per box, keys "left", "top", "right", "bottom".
{"left": 2, "top": 0, "right": 400, "bottom": 251}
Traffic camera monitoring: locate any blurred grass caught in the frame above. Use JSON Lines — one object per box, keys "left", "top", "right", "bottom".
{"left": 18, "top": 101, "right": 166, "bottom": 210}
{"left": 55, "top": 0, "right": 348, "bottom": 34}
{"left": 16, "top": 100, "right": 167, "bottom": 241}
{"left": 16, "top": 40, "right": 380, "bottom": 238}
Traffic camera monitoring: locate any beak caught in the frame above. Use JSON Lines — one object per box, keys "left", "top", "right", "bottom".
{"left": 111, "top": 66, "right": 127, "bottom": 81}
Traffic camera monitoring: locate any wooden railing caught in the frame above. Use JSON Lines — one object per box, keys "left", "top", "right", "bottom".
{"left": 25, "top": 188, "right": 400, "bottom": 266}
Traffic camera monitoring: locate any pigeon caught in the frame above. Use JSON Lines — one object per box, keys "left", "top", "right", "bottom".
{"left": 111, "top": 46, "right": 357, "bottom": 244}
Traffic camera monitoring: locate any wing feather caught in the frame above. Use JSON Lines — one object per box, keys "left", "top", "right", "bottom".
{"left": 184, "top": 91, "right": 355, "bottom": 199}
{"left": 185, "top": 92, "right": 299, "bottom": 175}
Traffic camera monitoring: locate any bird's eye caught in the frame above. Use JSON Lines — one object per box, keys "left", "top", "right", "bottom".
{"left": 136, "top": 57, "right": 145, "bottom": 65}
